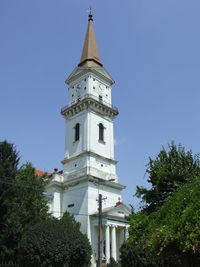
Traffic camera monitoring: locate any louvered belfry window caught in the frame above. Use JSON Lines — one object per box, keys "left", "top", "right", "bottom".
{"left": 99, "top": 123, "right": 104, "bottom": 141}
{"left": 75, "top": 123, "right": 80, "bottom": 141}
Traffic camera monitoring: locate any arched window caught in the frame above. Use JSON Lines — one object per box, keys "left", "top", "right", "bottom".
{"left": 75, "top": 123, "right": 80, "bottom": 141}
{"left": 99, "top": 123, "right": 104, "bottom": 142}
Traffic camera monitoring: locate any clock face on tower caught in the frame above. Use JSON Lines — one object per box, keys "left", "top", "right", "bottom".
{"left": 76, "top": 84, "right": 82, "bottom": 93}
{"left": 98, "top": 83, "right": 104, "bottom": 92}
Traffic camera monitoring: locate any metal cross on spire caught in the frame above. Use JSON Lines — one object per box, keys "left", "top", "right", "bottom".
{"left": 78, "top": 6, "right": 102, "bottom": 67}
{"left": 88, "top": 6, "right": 93, "bottom": 21}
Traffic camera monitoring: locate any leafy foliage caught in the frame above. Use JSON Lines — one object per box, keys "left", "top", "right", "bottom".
{"left": 0, "top": 141, "right": 20, "bottom": 180}
{"left": 19, "top": 212, "right": 92, "bottom": 267}
{"left": 107, "top": 257, "right": 120, "bottom": 267}
{"left": 0, "top": 163, "right": 49, "bottom": 261}
{"left": 0, "top": 141, "right": 92, "bottom": 266}
{"left": 122, "top": 142, "right": 200, "bottom": 266}
{"left": 120, "top": 242, "right": 159, "bottom": 267}
{"left": 148, "top": 176, "right": 200, "bottom": 265}
{"left": 0, "top": 141, "right": 20, "bottom": 261}
{"left": 0, "top": 141, "right": 20, "bottom": 233}
{"left": 129, "top": 175, "right": 200, "bottom": 265}
{"left": 0, "top": 141, "right": 49, "bottom": 262}
{"left": 136, "top": 141, "right": 200, "bottom": 212}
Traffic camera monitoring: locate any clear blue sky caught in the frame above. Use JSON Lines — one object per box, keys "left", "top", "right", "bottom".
{"left": 1, "top": 0, "right": 200, "bottom": 209}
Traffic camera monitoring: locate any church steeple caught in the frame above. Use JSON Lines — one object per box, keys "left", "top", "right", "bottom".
{"left": 48, "top": 10, "right": 130, "bottom": 266}
{"left": 78, "top": 8, "right": 102, "bottom": 67}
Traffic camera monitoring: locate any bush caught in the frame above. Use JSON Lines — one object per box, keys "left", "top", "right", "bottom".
{"left": 107, "top": 257, "right": 120, "bottom": 267}
{"left": 19, "top": 213, "right": 92, "bottom": 267}
{"left": 120, "top": 242, "right": 159, "bottom": 267}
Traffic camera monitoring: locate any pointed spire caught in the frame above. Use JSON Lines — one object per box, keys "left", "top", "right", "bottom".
{"left": 78, "top": 8, "right": 103, "bottom": 67}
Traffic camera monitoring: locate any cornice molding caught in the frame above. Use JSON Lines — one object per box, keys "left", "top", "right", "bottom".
{"left": 63, "top": 175, "right": 125, "bottom": 190}
{"left": 61, "top": 96, "right": 118, "bottom": 119}
{"left": 47, "top": 175, "right": 125, "bottom": 192}
{"left": 66, "top": 68, "right": 114, "bottom": 86}
{"left": 61, "top": 150, "right": 117, "bottom": 165}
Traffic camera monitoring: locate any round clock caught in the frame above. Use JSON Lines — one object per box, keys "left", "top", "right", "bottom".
{"left": 76, "top": 84, "right": 82, "bottom": 92}
{"left": 98, "top": 83, "right": 104, "bottom": 91}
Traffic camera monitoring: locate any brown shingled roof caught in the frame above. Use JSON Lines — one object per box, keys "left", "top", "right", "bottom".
{"left": 78, "top": 9, "right": 102, "bottom": 68}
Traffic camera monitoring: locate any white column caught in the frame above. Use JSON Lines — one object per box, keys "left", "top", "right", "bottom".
{"left": 111, "top": 225, "right": 117, "bottom": 261}
{"left": 105, "top": 225, "right": 110, "bottom": 263}
{"left": 119, "top": 228, "right": 124, "bottom": 247}
{"left": 125, "top": 226, "right": 129, "bottom": 240}
{"left": 53, "top": 191, "right": 61, "bottom": 218}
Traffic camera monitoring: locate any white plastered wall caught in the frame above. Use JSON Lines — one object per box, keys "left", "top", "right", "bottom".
{"left": 45, "top": 186, "right": 62, "bottom": 219}
{"left": 63, "top": 109, "right": 117, "bottom": 180}
{"left": 88, "top": 111, "right": 114, "bottom": 159}
{"left": 61, "top": 182, "right": 89, "bottom": 234}
{"left": 88, "top": 182, "right": 122, "bottom": 214}
{"left": 68, "top": 72, "right": 112, "bottom": 108}
{"left": 64, "top": 111, "right": 87, "bottom": 159}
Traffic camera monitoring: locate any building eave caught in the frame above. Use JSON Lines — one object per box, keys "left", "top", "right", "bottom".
{"left": 61, "top": 95, "right": 118, "bottom": 120}
{"left": 47, "top": 174, "right": 126, "bottom": 191}
{"left": 61, "top": 150, "right": 117, "bottom": 165}
{"left": 66, "top": 67, "right": 114, "bottom": 86}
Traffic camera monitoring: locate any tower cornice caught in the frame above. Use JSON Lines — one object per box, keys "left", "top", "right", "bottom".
{"left": 66, "top": 67, "right": 114, "bottom": 86}
{"left": 47, "top": 175, "right": 126, "bottom": 191}
{"left": 61, "top": 150, "right": 117, "bottom": 165}
{"left": 61, "top": 94, "right": 118, "bottom": 119}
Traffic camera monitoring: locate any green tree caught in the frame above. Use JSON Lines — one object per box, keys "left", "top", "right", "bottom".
{"left": 0, "top": 141, "right": 49, "bottom": 262}
{"left": 120, "top": 242, "right": 159, "bottom": 267}
{"left": 129, "top": 176, "right": 200, "bottom": 266}
{"left": 0, "top": 141, "right": 20, "bottom": 222}
{"left": 146, "top": 176, "right": 200, "bottom": 266}
{"left": 121, "top": 142, "right": 200, "bottom": 266}
{"left": 0, "top": 141, "right": 19, "bottom": 179}
{"left": 0, "top": 141, "right": 20, "bottom": 261}
{"left": 136, "top": 142, "right": 200, "bottom": 212}
{"left": 19, "top": 212, "right": 92, "bottom": 267}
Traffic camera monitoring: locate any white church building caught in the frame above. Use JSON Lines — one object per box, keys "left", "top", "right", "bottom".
{"left": 46, "top": 10, "right": 130, "bottom": 266}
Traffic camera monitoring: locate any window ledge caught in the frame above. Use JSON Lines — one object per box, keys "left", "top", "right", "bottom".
{"left": 98, "top": 140, "right": 106, "bottom": 145}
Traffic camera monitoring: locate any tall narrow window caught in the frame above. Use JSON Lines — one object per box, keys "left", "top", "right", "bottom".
{"left": 99, "top": 123, "right": 104, "bottom": 142}
{"left": 75, "top": 123, "right": 80, "bottom": 141}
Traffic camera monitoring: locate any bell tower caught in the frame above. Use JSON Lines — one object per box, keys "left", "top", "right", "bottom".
{"left": 61, "top": 10, "right": 119, "bottom": 183}
{"left": 47, "top": 10, "right": 130, "bottom": 266}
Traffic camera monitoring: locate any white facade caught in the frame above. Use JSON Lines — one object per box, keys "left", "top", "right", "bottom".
{"left": 46, "top": 12, "right": 130, "bottom": 266}
{"left": 68, "top": 73, "right": 112, "bottom": 107}
{"left": 47, "top": 176, "right": 130, "bottom": 265}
